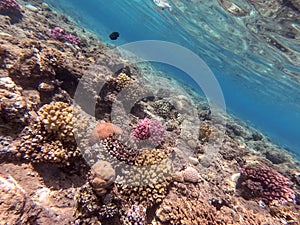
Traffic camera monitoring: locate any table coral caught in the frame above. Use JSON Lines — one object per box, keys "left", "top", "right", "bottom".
{"left": 237, "top": 165, "right": 295, "bottom": 204}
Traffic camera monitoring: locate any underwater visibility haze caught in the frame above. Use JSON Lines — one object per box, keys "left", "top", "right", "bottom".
{"left": 1, "top": 0, "right": 300, "bottom": 224}
{"left": 46, "top": 0, "right": 300, "bottom": 156}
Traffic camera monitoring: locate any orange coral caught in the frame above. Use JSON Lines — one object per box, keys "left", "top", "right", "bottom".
{"left": 91, "top": 122, "right": 122, "bottom": 143}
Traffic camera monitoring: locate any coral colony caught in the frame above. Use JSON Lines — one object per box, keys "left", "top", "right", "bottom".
{"left": 0, "top": 1, "right": 299, "bottom": 224}
{"left": 50, "top": 27, "right": 80, "bottom": 45}
{"left": 237, "top": 165, "right": 295, "bottom": 204}
{"left": 131, "top": 118, "right": 165, "bottom": 145}
{"left": 0, "top": 0, "right": 20, "bottom": 12}
{"left": 0, "top": 0, "right": 22, "bottom": 22}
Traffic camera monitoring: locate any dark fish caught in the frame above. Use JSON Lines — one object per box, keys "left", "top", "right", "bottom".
{"left": 109, "top": 32, "right": 119, "bottom": 40}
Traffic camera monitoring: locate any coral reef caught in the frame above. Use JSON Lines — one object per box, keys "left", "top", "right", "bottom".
{"left": 116, "top": 149, "right": 172, "bottom": 207}
{"left": 120, "top": 205, "right": 146, "bottom": 225}
{"left": 18, "top": 102, "right": 85, "bottom": 165}
{"left": 237, "top": 165, "right": 295, "bottom": 204}
{"left": 50, "top": 27, "right": 80, "bottom": 45}
{"left": 0, "top": 0, "right": 22, "bottom": 23}
{"left": 199, "top": 124, "right": 212, "bottom": 143}
{"left": 131, "top": 118, "right": 165, "bottom": 146}
{"left": 0, "top": 77, "right": 29, "bottom": 125}
{"left": 38, "top": 101, "right": 74, "bottom": 143}
{"left": 173, "top": 166, "right": 201, "bottom": 183}
{"left": 89, "top": 160, "right": 115, "bottom": 196}
{"left": 90, "top": 122, "right": 122, "bottom": 143}
{"left": 115, "top": 72, "right": 133, "bottom": 91}
{"left": 99, "top": 136, "right": 139, "bottom": 165}
{"left": 0, "top": 1, "right": 299, "bottom": 224}
{"left": 156, "top": 193, "right": 229, "bottom": 225}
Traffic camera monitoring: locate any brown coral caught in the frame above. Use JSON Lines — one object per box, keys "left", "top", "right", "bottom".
{"left": 116, "top": 149, "right": 172, "bottom": 208}
{"left": 89, "top": 160, "right": 115, "bottom": 196}
{"left": 156, "top": 193, "right": 229, "bottom": 225}
{"left": 0, "top": 77, "right": 29, "bottom": 124}
{"left": 199, "top": 124, "right": 212, "bottom": 143}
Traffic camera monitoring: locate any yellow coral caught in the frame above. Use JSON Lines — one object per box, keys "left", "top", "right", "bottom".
{"left": 115, "top": 73, "right": 132, "bottom": 91}
{"left": 38, "top": 101, "right": 74, "bottom": 143}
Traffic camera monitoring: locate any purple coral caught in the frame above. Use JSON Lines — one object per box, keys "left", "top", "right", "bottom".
{"left": 131, "top": 118, "right": 165, "bottom": 146}
{"left": 237, "top": 165, "right": 295, "bottom": 204}
{"left": 0, "top": 0, "right": 22, "bottom": 22}
{"left": 0, "top": 0, "right": 20, "bottom": 11}
{"left": 50, "top": 27, "right": 80, "bottom": 45}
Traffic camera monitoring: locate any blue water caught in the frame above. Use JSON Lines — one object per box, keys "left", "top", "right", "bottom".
{"left": 46, "top": 0, "right": 300, "bottom": 156}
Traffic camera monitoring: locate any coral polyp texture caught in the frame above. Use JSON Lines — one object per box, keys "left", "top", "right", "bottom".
{"left": 0, "top": 77, "right": 28, "bottom": 125}
{"left": 132, "top": 118, "right": 165, "bottom": 146}
{"left": 120, "top": 205, "right": 146, "bottom": 225}
{"left": 90, "top": 122, "right": 123, "bottom": 143}
{"left": 115, "top": 72, "right": 133, "bottom": 91}
{"left": 156, "top": 193, "right": 229, "bottom": 225}
{"left": 89, "top": 160, "right": 116, "bottom": 196}
{"left": 38, "top": 101, "right": 75, "bottom": 143}
{"left": 18, "top": 102, "right": 84, "bottom": 164}
{"left": 237, "top": 165, "right": 295, "bottom": 204}
{"left": 0, "top": 0, "right": 22, "bottom": 22}
{"left": 50, "top": 27, "right": 80, "bottom": 45}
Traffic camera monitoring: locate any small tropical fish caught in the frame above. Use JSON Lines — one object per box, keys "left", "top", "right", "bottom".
{"left": 109, "top": 31, "right": 119, "bottom": 40}
{"left": 153, "top": 0, "right": 172, "bottom": 10}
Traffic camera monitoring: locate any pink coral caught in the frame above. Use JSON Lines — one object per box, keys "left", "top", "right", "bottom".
{"left": 50, "top": 27, "right": 80, "bottom": 45}
{"left": 0, "top": 0, "right": 22, "bottom": 22}
{"left": 131, "top": 118, "right": 165, "bottom": 146}
{"left": 0, "top": 0, "right": 20, "bottom": 11}
{"left": 237, "top": 165, "right": 295, "bottom": 204}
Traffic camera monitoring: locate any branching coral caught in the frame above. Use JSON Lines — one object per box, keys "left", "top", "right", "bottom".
{"left": 18, "top": 102, "right": 88, "bottom": 165}
{"left": 50, "top": 27, "right": 80, "bottom": 45}
{"left": 116, "top": 149, "right": 172, "bottom": 207}
{"left": 131, "top": 118, "right": 165, "bottom": 146}
{"left": 38, "top": 101, "right": 74, "bottom": 143}
{"left": 237, "top": 165, "right": 295, "bottom": 204}
{"left": 99, "top": 136, "right": 139, "bottom": 165}
{"left": 120, "top": 205, "right": 146, "bottom": 225}
{"left": 115, "top": 73, "right": 133, "bottom": 91}
{"left": 199, "top": 124, "right": 212, "bottom": 143}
